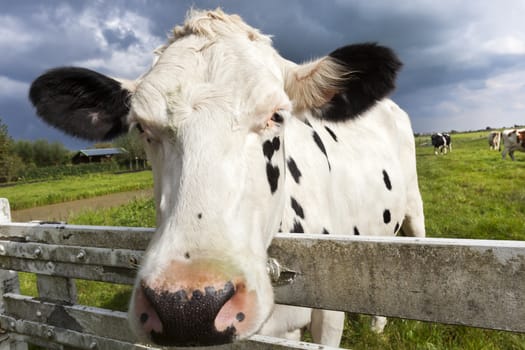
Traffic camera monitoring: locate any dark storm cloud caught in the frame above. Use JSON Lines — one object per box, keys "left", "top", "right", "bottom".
{"left": 1, "top": 0, "right": 525, "bottom": 149}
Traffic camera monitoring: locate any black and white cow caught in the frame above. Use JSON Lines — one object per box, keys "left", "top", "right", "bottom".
{"left": 431, "top": 133, "right": 452, "bottom": 155}
{"left": 29, "top": 9, "right": 425, "bottom": 347}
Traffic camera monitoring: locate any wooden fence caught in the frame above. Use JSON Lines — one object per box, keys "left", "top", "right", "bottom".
{"left": 0, "top": 198, "right": 523, "bottom": 349}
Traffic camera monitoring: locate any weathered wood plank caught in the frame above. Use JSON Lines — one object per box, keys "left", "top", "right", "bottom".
{"left": 0, "top": 223, "right": 153, "bottom": 250}
{"left": 0, "top": 257, "right": 135, "bottom": 285}
{"left": 3, "top": 294, "right": 134, "bottom": 343}
{"left": 269, "top": 234, "right": 525, "bottom": 333}
{"left": 0, "top": 314, "right": 335, "bottom": 350}
{"left": 0, "top": 240, "right": 143, "bottom": 268}
{"left": 1, "top": 223, "right": 524, "bottom": 333}
{"left": 0, "top": 199, "right": 11, "bottom": 224}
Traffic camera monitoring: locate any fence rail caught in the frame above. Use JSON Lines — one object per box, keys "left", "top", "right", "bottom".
{"left": 0, "top": 199, "right": 524, "bottom": 349}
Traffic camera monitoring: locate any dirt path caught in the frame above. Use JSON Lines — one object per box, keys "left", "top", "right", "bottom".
{"left": 11, "top": 189, "right": 153, "bottom": 223}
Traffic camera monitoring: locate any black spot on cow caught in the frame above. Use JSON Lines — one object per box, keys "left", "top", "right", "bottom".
{"left": 263, "top": 140, "right": 275, "bottom": 161}
{"left": 290, "top": 197, "right": 305, "bottom": 219}
{"left": 324, "top": 126, "right": 338, "bottom": 142}
{"left": 262, "top": 137, "right": 280, "bottom": 161}
{"left": 312, "top": 131, "right": 331, "bottom": 171}
{"left": 184, "top": 252, "right": 191, "bottom": 259}
{"left": 266, "top": 164, "right": 280, "bottom": 194}
{"left": 292, "top": 220, "right": 304, "bottom": 233}
{"left": 322, "top": 228, "right": 330, "bottom": 235}
{"left": 353, "top": 226, "right": 360, "bottom": 236}
{"left": 272, "top": 137, "right": 280, "bottom": 152}
{"left": 382, "top": 170, "right": 392, "bottom": 190}
{"left": 287, "top": 157, "right": 302, "bottom": 184}
{"left": 383, "top": 209, "right": 391, "bottom": 224}
{"left": 394, "top": 222, "right": 400, "bottom": 234}
{"left": 197, "top": 213, "right": 203, "bottom": 219}
{"left": 304, "top": 118, "right": 313, "bottom": 128}
{"left": 263, "top": 137, "right": 281, "bottom": 194}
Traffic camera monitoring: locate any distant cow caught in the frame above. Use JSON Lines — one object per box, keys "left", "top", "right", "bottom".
{"left": 488, "top": 132, "right": 501, "bottom": 151}
{"left": 501, "top": 129, "right": 525, "bottom": 160}
{"left": 28, "top": 9, "right": 426, "bottom": 348}
{"left": 431, "top": 133, "right": 452, "bottom": 155}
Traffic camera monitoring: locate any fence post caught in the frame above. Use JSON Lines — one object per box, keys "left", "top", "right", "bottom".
{"left": 0, "top": 199, "right": 27, "bottom": 350}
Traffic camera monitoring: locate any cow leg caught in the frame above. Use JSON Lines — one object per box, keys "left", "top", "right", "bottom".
{"left": 400, "top": 186, "right": 426, "bottom": 238}
{"left": 502, "top": 149, "right": 507, "bottom": 159}
{"left": 370, "top": 316, "right": 388, "bottom": 333}
{"left": 309, "top": 309, "right": 345, "bottom": 346}
{"left": 258, "top": 305, "right": 311, "bottom": 340}
{"left": 510, "top": 151, "right": 515, "bottom": 161}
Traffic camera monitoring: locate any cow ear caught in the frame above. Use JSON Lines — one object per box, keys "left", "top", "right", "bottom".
{"left": 284, "top": 43, "right": 402, "bottom": 121}
{"left": 29, "top": 67, "right": 133, "bottom": 141}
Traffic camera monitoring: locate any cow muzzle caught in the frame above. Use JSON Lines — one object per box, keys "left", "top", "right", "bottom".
{"left": 131, "top": 259, "right": 258, "bottom": 346}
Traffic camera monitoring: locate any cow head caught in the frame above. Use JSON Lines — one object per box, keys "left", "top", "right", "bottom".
{"left": 29, "top": 9, "right": 401, "bottom": 346}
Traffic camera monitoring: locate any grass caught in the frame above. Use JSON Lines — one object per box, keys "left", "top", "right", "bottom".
{"left": 1, "top": 171, "right": 153, "bottom": 210}
{"left": 415, "top": 131, "right": 525, "bottom": 241}
{"left": 15, "top": 130, "right": 525, "bottom": 349}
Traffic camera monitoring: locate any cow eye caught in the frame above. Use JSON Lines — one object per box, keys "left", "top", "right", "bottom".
{"left": 271, "top": 112, "right": 284, "bottom": 124}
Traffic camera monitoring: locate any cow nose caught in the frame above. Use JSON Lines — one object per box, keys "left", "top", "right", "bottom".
{"left": 138, "top": 281, "right": 236, "bottom": 346}
{"left": 133, "top": 261, "right": 258, "bottom": 347}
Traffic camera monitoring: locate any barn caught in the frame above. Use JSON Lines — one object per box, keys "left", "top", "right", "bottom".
{"left": 71, "top": 148, "right": 127, "bottom": 164}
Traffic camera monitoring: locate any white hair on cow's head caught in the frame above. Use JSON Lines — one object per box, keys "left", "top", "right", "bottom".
{"left": 165, "top": 8, "right": 271, "bottom": 48}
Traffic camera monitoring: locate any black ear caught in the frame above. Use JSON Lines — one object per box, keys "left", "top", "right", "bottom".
{"left": 320, "top": 43, "right": 402, "bottom": 121}
{"left": 29, "top": 67, "right": 131, "bottom": 141}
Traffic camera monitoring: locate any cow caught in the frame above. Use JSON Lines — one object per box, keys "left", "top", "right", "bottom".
{"left": 501, "top": 128, "right": 525, "bottom": 160}
{"left": 488, "top": 131, "right": 501, "bottom": 151}
{"left": 431, "top": 133, "right": 452, "bottom": 155}
{"left": 28, "top": 9, "right": 425, "bottom": 347}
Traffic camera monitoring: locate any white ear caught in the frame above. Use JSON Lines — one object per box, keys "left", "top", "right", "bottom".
{"left": 283, "top": 57, "right": 347, "bottom": 113}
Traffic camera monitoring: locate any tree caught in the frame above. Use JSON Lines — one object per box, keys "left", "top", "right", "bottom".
{"left": 0, "top": 117, "right": 24, "bottom": 182}
{"left": 113, "top": 130, "right": 147, "bottom": 169}
{"left": 12, "top": 140, "right": 35, "bottom": 165}
{"left": 31, "top": 139, "right": 70, "bottom": 167}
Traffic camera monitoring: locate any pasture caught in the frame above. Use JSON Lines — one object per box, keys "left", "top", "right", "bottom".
{"left": 9, "top": 130, "right": 525, "bottom": 349}
{"left": 1, "top": 171, "right": 153, "bottom": 210}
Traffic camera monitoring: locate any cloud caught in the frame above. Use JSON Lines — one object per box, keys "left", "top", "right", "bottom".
{"left": 0, "top": 76, "right": 28, "bottom": 99}
{"left": 69, "top": 8, "right": 164, "bottom": 78}
{"left": 482, "top": 36, "right": 525, "bottom": 56}
{"left": 2, "top": 0, "right": 525, "bottom": 149}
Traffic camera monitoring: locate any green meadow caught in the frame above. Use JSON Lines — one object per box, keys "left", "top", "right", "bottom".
{"left": 11, "top": 130, "right": 525, "bottom": 349}
{"left": 1, "top": 171, "right": 153, "bottom": 210}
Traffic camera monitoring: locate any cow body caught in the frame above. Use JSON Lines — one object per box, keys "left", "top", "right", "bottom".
{"left": 29, "top": 9, "right": 425, "bottom": 347}
{"left": 488, "top": 131, "right": 501, "bottom": 151}
{"left": 501, "top": 129, "right": 525, "bottom": 160}
{"left": 431, "top": 133, "right": 451, "bottom": 155}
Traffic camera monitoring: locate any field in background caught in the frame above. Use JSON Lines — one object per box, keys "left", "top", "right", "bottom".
{"left": 13, "top": 130, "right": 525, "bottom": 349}
{"left": 2, "top": 171, "right": 153, "bottom": 210}
{"left": 416, "top": 131, "right": 525, "bottom": 241}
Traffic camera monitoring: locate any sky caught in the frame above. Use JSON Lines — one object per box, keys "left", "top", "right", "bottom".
{"left": 1, "top": 0, "right": 525, "bottom": 150}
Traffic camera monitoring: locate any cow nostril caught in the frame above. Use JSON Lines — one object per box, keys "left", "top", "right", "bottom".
{"left": 140, "top": 281, "right": 237, "bottom": 346}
